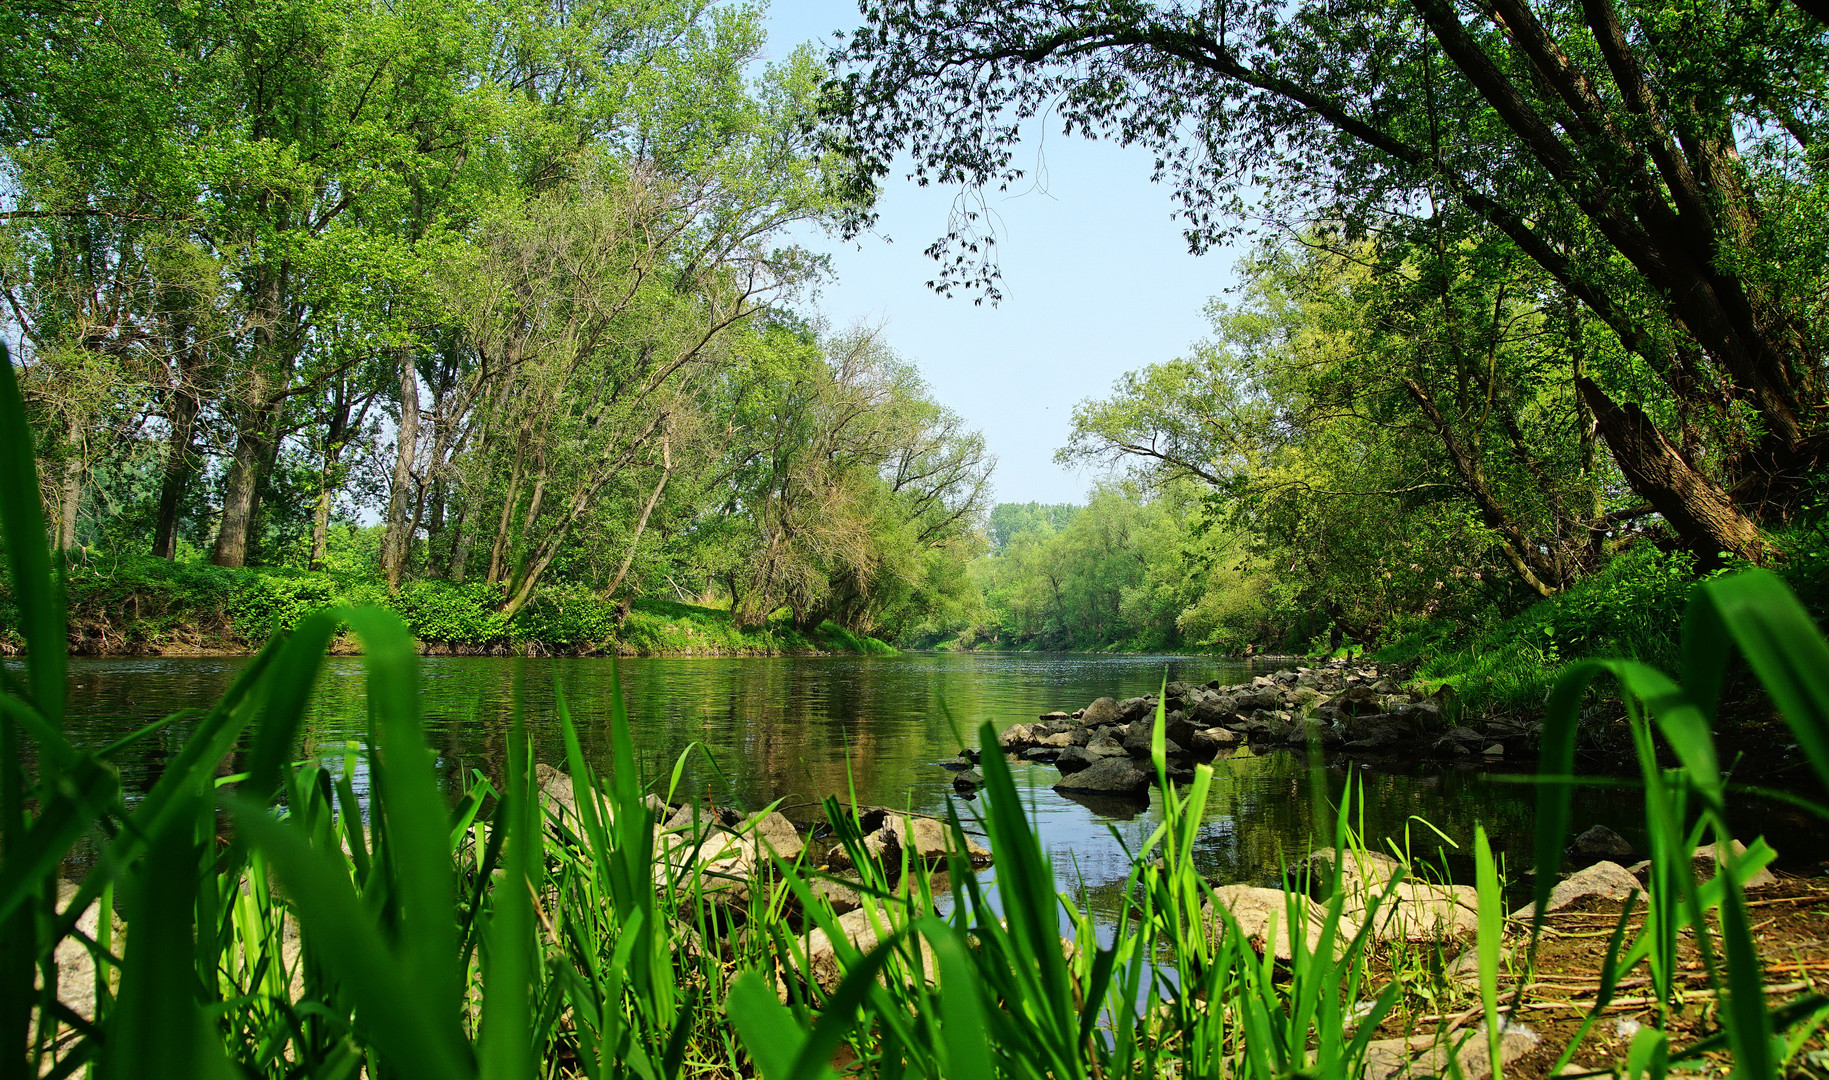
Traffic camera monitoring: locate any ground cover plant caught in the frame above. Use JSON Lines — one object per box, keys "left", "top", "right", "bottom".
{"left": 5, "top": 347, "right": 1829, "bottom": 1077}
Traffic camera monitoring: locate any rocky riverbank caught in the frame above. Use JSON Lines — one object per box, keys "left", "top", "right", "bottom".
{"left": 991, "top": 662, "right": 1532, "bottom": 798}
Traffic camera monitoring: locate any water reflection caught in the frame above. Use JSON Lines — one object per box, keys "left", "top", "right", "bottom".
{"left": 56, "top": 652, "right": 1827, "bottom": 916}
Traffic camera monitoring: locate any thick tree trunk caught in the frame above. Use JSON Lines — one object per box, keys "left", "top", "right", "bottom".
{"left": 211, "top": 426, "right": 268, "bottom": 568}
{"left": 1576, "top": 377, "right": 1769, "bottom": 564}
{"left": 380, "top": 354, "right": 421, "bottom": 592}
{"left": 152, "top": 336, "right": 204, "bottom": 560}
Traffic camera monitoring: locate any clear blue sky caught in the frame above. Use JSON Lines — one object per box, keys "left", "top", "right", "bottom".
{"left": 762, "top": 0, "right": 1240, "bottom": 506}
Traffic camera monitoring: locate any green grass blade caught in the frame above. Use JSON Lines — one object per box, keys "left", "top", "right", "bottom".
{"left": 228, "top": 794, "right": 475, "bottom": 1079}
{"left": 478, "top": 715, "right": 535, "bottom": 1080}
{"left": 0, "top": 340, "right": 65, "bottom": 726}
{"left": 340, "top": 607, "right": 464, "bottom": 1048}
{"left": 1475, "top": 826, "right": 1502, "bottom": 1080}
{"left": 98, "top": 797, "right": 234, "bottom": 1080}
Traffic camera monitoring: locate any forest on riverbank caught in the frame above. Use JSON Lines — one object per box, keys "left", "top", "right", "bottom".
{"left": 0, "top": 0, "right": 988, "bottom": 656}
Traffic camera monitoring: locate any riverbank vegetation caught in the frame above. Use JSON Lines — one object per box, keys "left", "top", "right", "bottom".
{"left": 0, "top": 0, "right": 988, "bottom": 656}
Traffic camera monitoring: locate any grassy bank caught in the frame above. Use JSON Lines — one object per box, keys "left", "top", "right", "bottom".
{"left": 0, "top": 551, "right": 895, "bottom": 657}
{"left": 1372, "top": 526, "right": 1829, "bottom": 717}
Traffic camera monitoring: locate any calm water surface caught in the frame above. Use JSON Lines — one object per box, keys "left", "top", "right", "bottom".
{"left": 60, "top": 652, "right": 1827, "bottom": 910}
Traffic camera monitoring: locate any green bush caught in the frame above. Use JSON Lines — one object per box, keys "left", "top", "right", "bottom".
{"left": 391, "top": 580, "right": 510, "bottom": 645}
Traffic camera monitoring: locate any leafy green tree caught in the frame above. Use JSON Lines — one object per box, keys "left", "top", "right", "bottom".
{"left": 829, "top": 0, "right": 1829, "bottom": 561}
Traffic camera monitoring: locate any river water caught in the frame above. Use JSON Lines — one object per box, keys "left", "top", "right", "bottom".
{"left": 59, "top": 651, "right": 1824, "bottom": 909}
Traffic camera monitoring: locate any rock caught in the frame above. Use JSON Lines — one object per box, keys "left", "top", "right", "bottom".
{"left": 1692, "top": 839, "right": 1778, "bottom": 888}
{"left": 1289, "top": 686, "right": 1323, "bottom": 708}
{"left": 1053, "top": 757, "right": 1153, "bottom": 796}
{"left": 800, "top": 905, "right": 935, "bottom": 992}
{"left": 937, "top": 755, "right": 975, "bottom": 771}
{"left": 46, "top": 880, "right": 130, "bottom": 1024}
{"left": 1327, "top": 684, "right": 1387, "bottom": 717}
{"left": 1340, "top": 714, "right": 1411, "bottom": 750}
{"left": 1310, "top": 850, "right": 1480, "bottom": 941}
{"left": 810, "top": 876, "right": 863, "bottom": 915}
{"left": 1039, "top": 711, "right": 1071, "bottom": 723}
{"left": 1035, "top": 731, "right": 1075, "bottom": 748}
{"left": 1509, "top": 860, "right": 1641, "bottom": 920}
{"left": 1189, "top": 727, "right": 1240, "bottom": 757}
{"left": 1117, "top": 697, "right": 1155, "bottom": 724}
{"left": 1054, "top": 746, "right": 1097, "bottom": 775}
{"left": 1202, "top": 885, "right": 1334, "bottom": 960}
{"left": 1080, "top": 697, "right": 1121, "bottom": 726}
{"left": 536, "top": 763, "right": 664, "bottom": 825}
{"left": 998, "top": 724, "right": 1035, "bottom": 751}
{"left": 1022, "top": 746, "right": 1062, "bottom": 762}
{"left": 741, "top": 809, "right": 806, "bottom": 862}
{"left": 1236, "top": 688, "right": 1283, "bottom": 712}
{"left": 1369, "top": 678, "right": 1402, "bottom": 694}
{"left": 1364, "top": 1020, "right": 1539, "bottom": 1080}
{"left": 1083, "top": 732, "right": 1127, "bottom": 758}
{"left": 1482, "top": 744, "right": 1504, "bottom": 757}
{"left": 1165, "top": 711, "right": 1198, "bottom": 748}
{"left": 952, "top": 769, "right": 984, "bottom": 792}
{"left": 1567, "top": 824, "right": 1635, "bottom": 863}
{"left": 1190, "top": 696, "right": 1238, "bottom": 725}
{"left": 869, "top": 814, "right": 992, "bottom": 867}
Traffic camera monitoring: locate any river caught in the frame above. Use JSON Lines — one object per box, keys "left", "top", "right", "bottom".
{"left": 59, "top": 651, "right": 1824, "bottom": 908}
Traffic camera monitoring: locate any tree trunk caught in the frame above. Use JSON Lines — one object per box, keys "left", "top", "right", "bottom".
{"left": 211, "top": 425, "right": 268, "bottom": 568}
{"left": 1404, "top": 378, "right": 1561, "bottom": 596}
{"left": 55, "top": 414, "right": 82, "bottom": 551}
{"left": 152, "top": 353, "right": 202, "bottom": 560}
{"left": 603, "top": 434, "right": 674, "bottom": 599}
{"left": 1576, "top": 377, "right": 1769, "bottom": 564}
{"left": 380, "top": 353, "right": 421, "bottom": 593}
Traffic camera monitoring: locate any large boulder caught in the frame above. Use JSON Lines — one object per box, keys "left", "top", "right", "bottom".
{"left": 1310, "top": 850, "right": 1479, "bottom": 941}
{"left": 1080, "top": 697, "right": 1122, "bottom": 726}
{"left": 1189, "top": 727, "right": 1240, "bottom": 757}
{"left": 1054, "top": 747, "right": 1097, "bottom": 774}
{"left": 866, "top": 814, "right": 992, "bottom": 867}
{"left": 799, "top": 906, "right": 935, "bottom": 992}
{"left": 1202, "top": 885, "right": 1333, "bottom": 960}
{"left": 1053, "top": 757, "right": 1152, "bottom": 796}
{"left": 1691, "top": 839, "right": 1778, "bottom": 888}
{"left": 1509, "top": 860, "right": 1641, "bottom": 920}
{"left": 740, "top": 809, "right": 805, "bottom": 862}
{"left": 1083, "top": 732, "right": 1128, "bottom": 758}
{"left": 1117, "top": 697, "right": 1156, "bottom": 724}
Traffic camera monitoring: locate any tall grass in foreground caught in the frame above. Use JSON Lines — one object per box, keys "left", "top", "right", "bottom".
{"left": 2, "top": 334, "right": 1829, "bottom": 1078}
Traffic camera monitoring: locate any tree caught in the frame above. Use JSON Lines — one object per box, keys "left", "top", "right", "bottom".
{"left": 829, "top": 0, "right": 1829, "bottom": 561}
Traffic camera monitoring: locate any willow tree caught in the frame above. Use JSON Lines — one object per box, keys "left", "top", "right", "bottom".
{"left": 829, "top": 0, "right": 1829, "bottom": 563}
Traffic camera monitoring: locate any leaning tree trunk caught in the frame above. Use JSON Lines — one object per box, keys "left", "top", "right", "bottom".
{"left": 1577, "top": 377, "right": 1770, "bottom": 564}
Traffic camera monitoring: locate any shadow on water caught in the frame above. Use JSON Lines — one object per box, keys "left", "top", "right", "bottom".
{"left": 55, "top": 651, "right": 1829, "bottom": 920}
